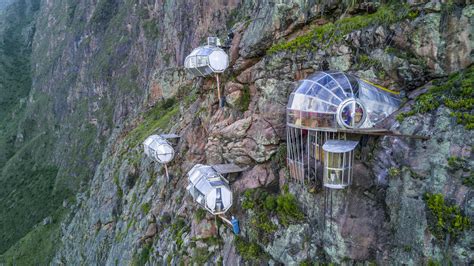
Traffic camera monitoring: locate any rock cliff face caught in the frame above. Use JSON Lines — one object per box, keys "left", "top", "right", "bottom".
{"left": 0, "top": 0, "right": 473, "bottom": 265}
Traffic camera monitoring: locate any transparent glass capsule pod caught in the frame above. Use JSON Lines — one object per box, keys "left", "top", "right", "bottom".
{"left": 286, "top": 71, "right": 400, "bottom": 187}
{"left": 186, "top": 164, "right": 233, "bottom": 215}
{"left": 143, "top": 135, "right": 175, "bottom": 164}
{"left": 184, "top": 37, "right": 229, "bottom": 77}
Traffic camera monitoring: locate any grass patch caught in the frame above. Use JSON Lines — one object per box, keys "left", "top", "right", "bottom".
{"left": 142, "top": 19, "right": 160, "bottom": 39}
{"left": 242, "top": 188, "right": 304, "bottom": 243}
{"left": 131, "top": 242, "right": 152, "bottom": 266}
{"left": 234, "top": 236, "right": 264, "bottom": 261}
{"left": 124, "top": 98, "right": 179, "bottom": 150}
{"left": 237, "top": 85, "right": 251, "bottom": 112}
{"left": 194, "top": 208, "right": 207, "bottom": 221}
{"left": 388, "top": 167, "right": 401, "bottom": 178}
{"left": 0, "top": 208, "right": 67, "bottom": 265}
{"left": 141, "top": 202, "right": 151, "bottom": 214}
{"left": 396, "top": 66, "right": 474, "bottom": 129}
{"left": 113, "top": 173, "right": 123, "bottom": 199}
{"left": 461, "top": 173, "right": 474, "bottom": 189}
{"left": 267, "top": 4, "right": 415, "bottom": 54}
{"left": 424, "top": 193, "right": 470, "bottom": 245}
{"left": 191, "top": 247, "right": 212, "bottom": 264}
{"left": 90, "top": 0, "right": 119, "bottom": 31}
{"left": 447, "top": 157, "right": 470, "bottom": 172}
{"left": 171, "top": 218, "right": 189, "bottom": 250}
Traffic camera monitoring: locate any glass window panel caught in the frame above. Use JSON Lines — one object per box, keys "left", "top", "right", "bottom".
{"left": 287, "top": 93, "right": 295, "bottom": 108}
{"left": 313, "top": 113, "right": 337, "bottom": 128}
{"left": 331, "top": 72, "right": 351, "bottom": 90}
{"left": 347, "top": 74, "right": 359, "bottom": 96}
{"left": 311, "top": 98, "right": 337, "bottom": 113}
{"left": 316, "top": 74, "right": 332, "bottom": 87}
{"left": 288, "top": 110, "right": 302, "bottom": 126}
{"left": 323, "top": 81, "right": 346, "bottom": 101}
{"left": 306, "top": 72, "right": 326, "bottom": 82}
{"left": 295, "top": 80, "right": 313, "bottom": 94}
{"left": 313, "top": 84, "right": 340, "bottom": 105}
{"left": 290, "top": 94, "right": 306, "bottom": 110}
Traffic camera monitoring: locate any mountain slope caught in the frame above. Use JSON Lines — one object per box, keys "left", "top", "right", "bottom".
{"left": 0, "top": 0, "right": 473, "bottom": 265}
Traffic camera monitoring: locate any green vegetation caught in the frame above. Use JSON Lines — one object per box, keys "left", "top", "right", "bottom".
{"left": 0, "top": 132, "right": 69, "bottom": 254}
{"left": 142, "top": 19, "right": 160, "bottom": 39}
{"left": 194, "top": 208, "right": 207, "bottom": 221}
{"left": 191, "top": 247, "right": 212, "bottom": 264}
{"left": 272, "top": 143, "right": 287, "bottom": 167}
{"left": 424, "top": 193, "right": 470, "bottom": 244}
{"left": 237, "top": 85, "right": 251, "bottom": 112}
{"left": 145, "top": 171, "right": 156, "bottom": 189}
{"left": 356, "top": 54, "right": 379, "bottom": 69}
{"left": 396, "top": 66, "right": 474, "bottom": 129}
{"left": 160, "top": 213, "right": 172, "bottom": 224}
{"left": 242, "top": 188, "right": 304, "bottom": 243}
{"left": 384, "top": 46, "right": 427, "bottom": 68}
{"left": 446, "top": 156, "right": 473, "bottom": 189}
{"left": 447, "top": 157, "right": 469, "bottom": 172}
{"left": 131, "top": 242, "right": 152, "bottom": 266}
{"left": 462, "top": 173, "right": 474, "bottom": 189}
{"left": 124, "top": 98, "right": 179, "bottom": 150}
{"left": 235, "top": 236, "right": 264, "bottom": 261}
{"left": 171, "top": 218, "right": 189, "bottom": 250}
{"left": 388, "top": 167, "right": 401, "bottom": 178}
{"left": 0, "top": 208, "right": 66, "bottom": 265}
{"left": 90, "top": 0, "right": 119, "bottom": 30}
{"left": 113, "top": 174, "right": 124, "bottom": 198}
{"left": 141, "top": 202, "right": 151, "bottom": 214}
{"left": 267, "top": 4, "right": 416, "bottom": 54}
{"left": 275, "top": 192, "right": 305, "bottom": 226}
{"left": 427, "top": 258, "right": 442, "bottom": 266}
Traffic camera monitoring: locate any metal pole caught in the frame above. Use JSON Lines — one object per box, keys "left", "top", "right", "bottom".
{"left": 164, "top": 164, "right": 169, "bottom": 182}
{"left": 218, "top": 215, "right": 232, "bottom": 226}
{"left": 216, "top": 74, "right": 224, "bottom": 108}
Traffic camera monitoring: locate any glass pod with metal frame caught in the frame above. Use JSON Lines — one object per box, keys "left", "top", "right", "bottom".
{"left": 286, "top": 71, "right": 401, "bottom": 188}
{"left": 184, "top": 37, "right": 229, "bottom": 107}
{"left": 186, "top": 164, "right": 233, "bottom": 215}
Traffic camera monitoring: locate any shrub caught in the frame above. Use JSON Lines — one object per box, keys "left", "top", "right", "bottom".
{"left": 194, "top": 208, "right": 207, "bottom": 221}
{"left": 237, "top": 85, "right": 251, "bottom": 112}
{"left": 241, "top": 188, "right": 305, "bottom": 242}
{"left": 267, "top": 4, "right": 415, "bottom": 54}
{"left": 447, "top": 157, "right": 469, "bottom": 171}
{"left": 388, "top": 167, "right": 401, "bottom": 178}
{"left": 235, "top": 236, "right": 263, "bottom": 261}
{"left": 276, "top": 192, "right": 305, "bottom": 226}
{"left": 424, "top": 193, "right": 470, "bottom": 244}
{"left": 171, "top": 218, "right": 189, "bottom": 250}
{"left": 397, "top": 66, "right": 474, "bottom": 129}
{"left": 140, "top": 202, "right": 151, "bottom": 214}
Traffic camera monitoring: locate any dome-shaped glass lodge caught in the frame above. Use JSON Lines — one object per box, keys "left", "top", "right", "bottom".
{"left": 286, "top": 71, "right": 401, "bottom": 188}
{"left": 184, "top": 37, "right": 229, "bottom": 77}
{"left": 287, "top": 71, "right": 400, "bottom": 130}
{"left": 143, "top": 135, "right": 175, "bottom": 164}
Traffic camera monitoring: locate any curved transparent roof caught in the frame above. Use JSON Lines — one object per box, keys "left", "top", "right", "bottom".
{"left": 184, "top": 45, "right": 229, "bottom": 77}
{"left": 287, "top": 71, "right": 401, "bottom": 130}
{"left": 143, "top": 135, "right": 175, "bottom": 164}
{"left": 322, "top": 140, "right": 359, "bottom": 153}
{"left": 187, "top": 164, "right": 232, "bottom": 215}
